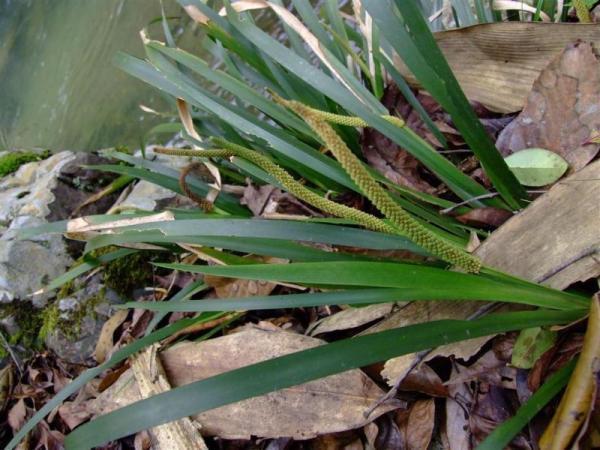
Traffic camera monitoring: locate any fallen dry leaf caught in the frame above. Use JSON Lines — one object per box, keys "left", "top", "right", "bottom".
{"left": 446, "top": 367, "right": 473, "bottom": 450}
{"left": 91, "top": 326, "right": 398, "bottom": 439}
{"left": 204, "top": 256, "right": 286, "bottom": 299}
{"left": 0, "top": 364, "right": 14, "bottom": 413}
{"left": 470, "top": 383, "right": 531, "bottom": 449}
{"left": 406, "top": 399, "right": 436, "bottom": 450}
{"left": 8, "top": 398, "right": 27, "bottom": 433}
{"left": 58, "top": 401, "right": 93, "bottom": 430}
{"left": 399, "top": 363, "right": 449, "bottom": 398}
{"left": 497, "top": 42, "right": 600, "bottom": 172}
{"left": 362, "top": 301, "right": 492, "bottom": 385}
{"left": 455, "top": 207, "right": 513, "bottom": 229}
{"left": 35, "top": 420, "right": 65, "bottom": 450}
{"left": 395, "top": 22, "right": 600, "bottom": 113}
{"left": 308, "top": 303, "right": 395, "bottom": 336}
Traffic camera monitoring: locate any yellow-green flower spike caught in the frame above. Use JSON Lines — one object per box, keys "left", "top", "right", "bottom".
{"left": 572, "top": 0, "right": 592, "bottom": 22}
{"left": 154, "top": 144, "right": 398, "bottom": 236}
{"left": 275, "top": 97, "right": 481, "bottom": 273}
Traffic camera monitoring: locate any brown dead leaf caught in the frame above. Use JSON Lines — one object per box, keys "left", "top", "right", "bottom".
{"left": 204, "top": 256, "right": 286, "bottom": 299}
{"left": 0, "top": 364, "right": 14, "bottom": 413}
{"left": 406, "top": 399, "right": 436, "bottom": 450}
{"left": 58, "top": 401, "right": 92, "bottom": 430}
{"left": 35, "top": 420, "right": 65, "bottom": 450}
{"left": 455, "top": 207, "right": 513, "bottom": 229}
{"left": 446, "top": 349, "right": 510, "bottom": 387}
{"left": 497, "top": 41, "right": 600, "bottom": 172}
{"left": 370, "top": 415, "right": 405, "bottom": 450}
{"left": 8, "top": 398, "right": 27, "bottom": 433}
{"left": 134, "top": 430, "right": 152, "bottom": 450}
{"left": 446, "top": 367, "right": 473, "bottom": 450}
{"left": 241, "top": 183, "right": 279, "bottom": 216}
{"left": 206, "top": 275, "right": 277, "bottom": 299}
{"left": 91, "top": 326, "right": 398, "bottom": 440}
{"left": 361, "top": 301, "right": 492, "bottom": 385}
{"left": 399, "top": 364, "right": 449, "bottom": 398}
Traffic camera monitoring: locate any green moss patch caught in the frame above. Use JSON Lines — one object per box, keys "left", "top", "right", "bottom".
{"left": 0, "top": 150, "right": 52, "bottom": 178}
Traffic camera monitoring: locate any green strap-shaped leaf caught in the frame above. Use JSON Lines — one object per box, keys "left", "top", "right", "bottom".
{"left": 154, "top": 261, "right": 588, "bottom": 310}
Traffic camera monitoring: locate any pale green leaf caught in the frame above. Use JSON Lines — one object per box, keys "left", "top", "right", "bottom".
{"left": 511, "top": 326, "right": 557, "bottom": 369}
{"left": 505, "top": 148, "right": 569, "bottom": 187}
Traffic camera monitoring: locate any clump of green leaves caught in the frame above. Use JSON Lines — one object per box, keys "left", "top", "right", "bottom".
{"left": 10, "top": 2, "right": 593, "bottom": 449}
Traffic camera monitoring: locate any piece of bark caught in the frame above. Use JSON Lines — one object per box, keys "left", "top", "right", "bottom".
{"left": 496, "top": 42, "right": 600, "bottom": 172}
{"left": 475, "top": 159, "right": 600, "bottom": 289}
{"left": 131, "top": 344, "right": 208, "bottom": 450}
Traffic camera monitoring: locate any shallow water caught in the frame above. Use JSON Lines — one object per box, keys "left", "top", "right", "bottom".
{"left": 0, "top": 0, "right": 200, "bottom": 152}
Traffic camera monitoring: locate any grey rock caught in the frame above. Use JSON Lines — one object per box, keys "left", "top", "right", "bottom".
{"left": 45, "top": 279, "right": 123, "bottom": 365}
{"left": 113, "top": 145, "right": 193, "bottom": 212}
{"left": 0, "top": 152, "right": 78, "bottom": 305}
{"left": 0, "top": 152, "right": 76, "bottom": 225}
{"left": 0, "top": 216, "right": 72, "bottom": 306}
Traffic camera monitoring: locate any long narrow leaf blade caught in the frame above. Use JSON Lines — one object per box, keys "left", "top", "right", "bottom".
{"left": 155, "top": 261, "right": 588, "bottom": 310}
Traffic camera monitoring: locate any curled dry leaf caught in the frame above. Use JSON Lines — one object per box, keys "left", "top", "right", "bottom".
{"left": 176, "top": 99, "right": 221, "bottom": 205}
{"left": 539, "top": 295, "right": 600, "bottom": 450}
{"left": 90, "top": 326, "right": 398, "bottom": 440}
{"left": 362, "top": 301, "right": 494, "bottom": 386}
{"left": 0, "top": 364, "right": 14, "bottom": 413}
{"left": 399, "top": 364, "right": 449, "bottom": 398}
{"left": 94, "top": 309, "right": 129, "bottom": 364}
{"left": 497, "top": 42, "right": 600, "bottom": 172}
{"left": 204, "top": 256, "right": 286, "bottom": 299}
{"left": 470, "top": 383, "right": 527, "bottom": 448}
{"left": 241, "top": 183, "right": 321, "bottom": 217}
